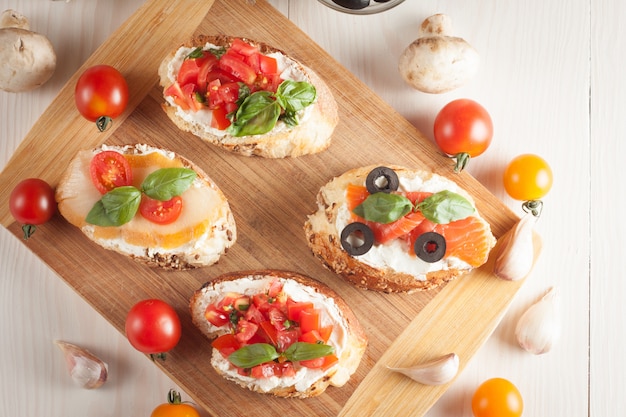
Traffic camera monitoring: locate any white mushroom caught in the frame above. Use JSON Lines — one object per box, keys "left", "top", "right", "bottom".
{"left": 0, "top": 9, "right": 56, "bottom": 93}
{"left": 398, "top": 14, "right": 479, "bottom": 94}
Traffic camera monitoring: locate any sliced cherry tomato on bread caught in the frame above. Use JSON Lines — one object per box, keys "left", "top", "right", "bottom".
{"left": 139, "top": 195, "right": 183, "bottom": 225}
{"left": 89, "top": 151, "right": 133, "bottom": 194}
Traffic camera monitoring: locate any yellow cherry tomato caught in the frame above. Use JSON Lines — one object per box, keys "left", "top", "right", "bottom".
{"left": 151, "top": 390, "right": 200, "bottom": 417}
{"left": 471, "top": 377, "right": 523, "bottom": 417}
{"left": 503, "top": 153, "right": 553, "bottom": 201}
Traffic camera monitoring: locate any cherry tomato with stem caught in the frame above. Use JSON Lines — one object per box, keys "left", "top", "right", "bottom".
{"left": 151, "top": 389, "right": 200, "bottom": 417}
{"left": 9, "top": 178, "right": 56, "bottom": 239}
{"left": 75, "top": 65, "right": 129, "bottom": 132}
{"left": 503, "top": 153, "right": 553, "bottom": 216}
{"left": 125, "top": 299, "right": 181, "bottom": 359}
{"left": 433, "top": 98, "right": 493, "bottom": 172}
{"left": 471, "top": 377, "right": 523, "bottom": 417}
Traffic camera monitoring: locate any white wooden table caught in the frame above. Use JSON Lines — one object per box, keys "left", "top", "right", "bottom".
{"left": 0, "top": 0, "right": 617, "bottom": 415}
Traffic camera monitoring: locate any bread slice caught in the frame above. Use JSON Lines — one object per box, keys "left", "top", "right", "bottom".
{"left": 55, "top": 144, "right": 236, "bottom": 269}
{"left": 304, "top": 165, "right": 497, "bottom": 293}
{"left": 189, "top": 269, "right": 368, "bottom": 398}
{"left": 158, "top": 35, "right": 339, "bottom": 158}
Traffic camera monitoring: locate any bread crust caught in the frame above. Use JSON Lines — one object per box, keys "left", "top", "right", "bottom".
{"left": 158, "top": 35, "right": 339, "bottom": 158}
{"left": 304, "top": 165, "right": 496, "bottom": 293}
{"left": 189, "top": 269, "right": 367, "bottom": 398}
{"left": 55, "top": 144, "right": 236, "bottom": 270}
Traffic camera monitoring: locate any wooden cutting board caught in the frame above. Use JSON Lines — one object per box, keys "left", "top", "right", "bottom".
{"left": 0, "top": 0, "right": 538, "bottom": 415}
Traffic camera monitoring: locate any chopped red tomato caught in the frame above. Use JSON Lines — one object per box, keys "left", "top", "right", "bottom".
{"left": 299, "top": 308, "right": 320, "bottom": 334}
{"left": 287, "top": 299, "right": 315, "bottom": 322}
{"left": 204, "top": 304, "right": 229, "bottom": 327}
{"left": 268, "top": 308, "right": 289, "bottom": 331}
{"left": 139, "top": 195, "right": 183, "bottom": 225}
{"left": 318, "top": 325, "right": 333, "bottom": 343}
{"left": 234, "top": 319, "right": 258, "bottom": 343}
{"left": 89, "top": 151, "right": 133, "bottom": 194}
{"left": 211, "top": 333, "right": 240, "bottom": 357}
{"left": 300, "top": 330, "right": 324, "bottom": 344}
{"left": 219, "top": 52, "right": 257, "bottom": 85}
{"left": 259, "top": 321, "right": 279, "bottom": 346}
{"left": 178, "top": 53, "right": 210, "bottom": 86}
{"left": 276, "top": 329, "right": 299, "bottom": 352}
{"left": 299, "top": 356, "right": 325, "bottom": 369}
{"left": 244, "top": 304, "right": 266, "bottom": 324}
{"left": 267, "top": 279, "right": 284, "bottom": 298}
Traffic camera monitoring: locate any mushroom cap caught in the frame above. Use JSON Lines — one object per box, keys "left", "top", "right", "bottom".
{"left": 398, "top": 36, "right": 480, "bottom": 94}
{"left": 0, "top": 28, "right": 57, "bottom": 92}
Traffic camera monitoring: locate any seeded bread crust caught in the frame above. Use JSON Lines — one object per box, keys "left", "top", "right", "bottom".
{"left": 304, "top": 165, "right": 496, "bottom": 293}
{"left": 189, "top": 269, "right": 368, "bottom": 398}
{"left": 55, "top": 144, "right": 237, "bottom": 270}
{"left": 158, "top": 35, "right": 339, "bottom": 158}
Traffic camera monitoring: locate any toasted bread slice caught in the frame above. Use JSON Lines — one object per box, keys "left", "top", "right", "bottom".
{"left": 55, "top": 144, "right": 236, "bottom": 269}
{"left": 304, "top": 165, "right": 497, "bottom": 292}
{"left": 158, "top": 35, "right": 339, "bottom": 158}
{"left": 189, "top": 269, "right": 367, "bottom": 398}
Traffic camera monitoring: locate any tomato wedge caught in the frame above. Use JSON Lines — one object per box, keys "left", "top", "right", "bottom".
{"left": 89, "top": 151, "right": 133, "bottom": 194}
{"left": 139, "top": 195, "right": 183, "bottom": 225}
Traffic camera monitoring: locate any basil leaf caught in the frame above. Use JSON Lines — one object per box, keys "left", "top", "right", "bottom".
{"left": 284, "top": 342, "right": 334, "bottom": 362}
{"left": 86, "top": 186, "right": 141, "bottom": 226}
{"left": 417, "top": 190, "right": 475, "bottom": 224}
{"left": 228, "top": 343, "right": 279, "bottom": 368}
{"left": 209, "top": 46, "right": 226, "bottom": 59}
{"left": 275, "top": 80, "right": 316, "bottom": 113}
{"left": 141, "top": 168, "right": 196, "bottom": 201}
{"left": 228, "top": 91, "right": 281, "bottom": 137}
{"left": 352, "top": 192, "right": 413, "bottom": 224}
{"left": 186, "top": 47, "right": 204, "bottom": 59}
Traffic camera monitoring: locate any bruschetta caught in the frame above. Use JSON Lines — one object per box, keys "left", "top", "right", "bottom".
{"left": 189, "top": 270, "right": 367, "bottom": 398}
{"left": 158, "top": 35, "right": 339, "bottom": 158}
{"left": 304, "top": 165, "right": 497, "bottom": 292}
{"left": 55, "top": 144, "right": 236, "bottom": 269}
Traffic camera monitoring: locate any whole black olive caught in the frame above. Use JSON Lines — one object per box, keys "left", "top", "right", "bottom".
{"left": 413, "top": 232, "right": 447, "bottom": 263}
{"left": 340, "top": 222, "right": 375, "bottom": 256}
{"left": 365, "top": 166, "right": 400, "bottom": 194}
{"left": 331, "top": 0, "right": 370, "bottom": 9}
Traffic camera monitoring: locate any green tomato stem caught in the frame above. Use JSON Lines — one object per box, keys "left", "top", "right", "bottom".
{"left": 167, "top": 389, "right": 183, "bottom": 405}
{"left": 522, "top": 200, "right": 543, "bottom": 217}
{"left": 21, "top": 224, "right": 36, "bottom": 240}
{"left": 96, "top": 116, "right": 113, "bottom": 132}
{"left": 453, "top": 152, "right": 471, "bottom": 173}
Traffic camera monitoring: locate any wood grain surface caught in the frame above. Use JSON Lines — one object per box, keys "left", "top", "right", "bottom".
{"left": 0, "top": 0, "right": 535, "bottom": 415}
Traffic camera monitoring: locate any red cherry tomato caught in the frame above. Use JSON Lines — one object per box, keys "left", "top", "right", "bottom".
{"left": 139, "top": 195, "right": 183, "bottom": 224}
{"left": 151, "top": 390, "right": 200, "bottom": 417}
{"left": 471, "top": 377, "right": 523, "bottom": 417}
{"left": 9, "top": 178, "right": 56, "bottom": 239}
{"left": 433, "top": 98, "right": 493, "bottom": 172}
{"left": 89, "top": 151, "right": 133, "bottom": 194}
{"left": 125, "top": 299, "right": 181, "bottom": 356}
{"left": 75, "top": 65, "right": 129, "bottom": 131}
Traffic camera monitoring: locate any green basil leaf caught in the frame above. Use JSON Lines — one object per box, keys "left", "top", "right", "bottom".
{"left": 209, "top": 46, "right": 226, "bottom": 59}
{"left": 86, "top": 186, "right": 141, "bottom": 226}
{"left": 228, "top": 343, "right": 279, "bottom": 368}
{"left": 141, "top": 168, "right": 196, "bottom": 201}
{"left": 186, "top": 47, "right": 204, "bottom": 59}
{"left": 228, "top": 91, "right": 281, "bottom": 137}
{"left": 417, "top": 190, "right": 475, "bottom": 224}
{"left": 275, "top": 80, "right": 316, "bottom": 113}
{"left": 352, "top": 192, "right": 413, "bottom": 224}
{"left": 281, "top": 110, "right": 298, "bottom": 127}
{"left": 284, "top": 342, "right": 334, "bottom": 362}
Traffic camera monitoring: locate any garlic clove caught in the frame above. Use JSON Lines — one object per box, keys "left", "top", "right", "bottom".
{"left": 494, "top": 212, "right": 537, "bottom": 281}
{"left": 55, "top": 340, "right": 108, "bottom": 389}
{"left": 387, "top": 353, "right": 459, "bottom": 385}
{"left": 515, "top": 287, "right": 560, "bottom": 354}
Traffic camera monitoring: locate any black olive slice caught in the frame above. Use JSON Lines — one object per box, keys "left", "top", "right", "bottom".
{"left": 331, "top": 0, "right": 370, "bottom": 9}
{"left": 340, "top": 222, "right": 375, "bottom": 256}
{"left": 365, "top": 166, "right": 400, "bottom": 194}
{"left": 414, "top": 232, "right": 447, "bottom": 263}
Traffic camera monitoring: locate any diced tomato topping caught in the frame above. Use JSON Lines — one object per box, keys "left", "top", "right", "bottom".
{"left": 196, "top": 53, "right": 220, "bottom": 92}
{"left": 235, "top": 319, "right": 258, "bottom": 343}
{"left": 287, "top": 299, "right": 315, "bottom": 322}
{"left": 230, "top": 38, "right": 259, "bottom": 56}
{"left": 259, "top": 320, "right": 279, "bottom": 346}
{"left": 279, "top": 361, "right": 296, "bottom": 377}
{"left": 204, "top": 304, "right": 230, "bottom": 327}
{"left": 244, "top": 303, "right": 266, "bottom": 325}
{"left": 318, "top": 325, "right": 334, "bottom": 343}
{"left": 217, "top": 292, "right": 243, "bottom": 310}
{"left": 276, "top": 329, "right": 299, "bottom": 352}
{"left": 267, "top": 279, "right": 284, "bottom": 298}
{"left": 268, "top": 308, "right": 289, "bottom": 331}
{"left": 320, "top": 354, "right": 339, "bottom": 371}
{"left": 178, "top": 56, "right": 207, "bottom": 86}
{"left": 219, "top": 52, "right": 257, "bottom": 85}
{"left": 299, "top": 356, "right": 325, "bottom": 369}
{"left": 258, "top": 54, "right": 279, "bottom": 75}
{"left": 299, "top": 308, "right": 320, "bottom": 334}
{"left": 300, "top": 329, "right": 324, "bottom": 344}
{"left": 250, "top": 362, "right": 280, "bottom": 379}
{"left": 211, "top": 333, "right": 240, "bottom": 357}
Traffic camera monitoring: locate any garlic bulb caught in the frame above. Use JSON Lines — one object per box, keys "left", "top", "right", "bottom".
{"left": 494, "top": 212, "right": 537, "bottom": 281}
{"left": 55, "top": 340, "right": 108, "bottom": 389}
{"left": 387, "top": 353, "right": 459, "bottom": 385}
{"left": 515, "top": 287, "right": 560, "bottom": 354}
